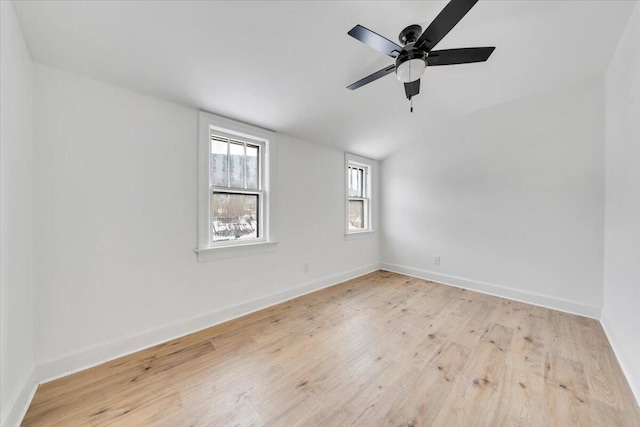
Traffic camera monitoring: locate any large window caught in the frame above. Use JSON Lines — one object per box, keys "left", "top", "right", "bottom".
{"left": 346, "top": 153, "right": 374, "bottom": 234}
{"left": 198, "top": 112, "right": 276, "bottom": 258}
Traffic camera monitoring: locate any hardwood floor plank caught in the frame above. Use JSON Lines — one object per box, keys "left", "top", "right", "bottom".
{"left": 548, "top": 311, "right": 583, "bottom": 362}
{"left": 480, "top": 322, "right": 514, "bottom": 351}
{"left": 431, "top": 335, "right": 514, "bottom": 426}
{"left": 489, "top": 298, "right": 528, "bottom": 329}
{"left": 22, "top": 270, "right": 640, "bottom": 426}
{"left": 379, "top": 341, "right": 472, "bottom": 426}
{"left": 451, "top": 302, "right": 495, "bottom": 349}
{"left": 491, "top": 314, "right": 550, "bottom": 427}
{"left": 545, "top": 354, "right": 592, "bottom": 425}
{"left": 573, "top": 322, "right": 640, "bottom": 417}
{"left": 158, "top": 393, "right": 264, "bottom": 426}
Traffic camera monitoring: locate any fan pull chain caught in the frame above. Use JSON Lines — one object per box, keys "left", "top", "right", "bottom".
{"left": 410, "top": 97, "right": 413, "bottom": 113}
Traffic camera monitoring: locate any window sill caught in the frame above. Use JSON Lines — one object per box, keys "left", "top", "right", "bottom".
{"left": 196, "top": 241, "right": 279, "bottom": 262}
{"left": 344, "top": 230, "right": 376, "bottom": 241}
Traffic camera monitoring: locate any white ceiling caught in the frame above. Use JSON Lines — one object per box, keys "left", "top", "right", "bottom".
{"left": 13, "top": 0, "right": 634, "bottom": 159}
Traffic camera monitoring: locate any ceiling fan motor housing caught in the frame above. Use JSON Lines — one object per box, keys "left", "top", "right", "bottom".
{"left": 398, "top": 24, "right": 423, "bottom": 45}
{"left": 396, "top": 49, "right": 427, "bottom": 83}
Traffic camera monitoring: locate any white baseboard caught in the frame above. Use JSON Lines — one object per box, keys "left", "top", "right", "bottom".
{"left": 1, "top": 368, "right": 37, "bottom": 427}
{"left": 36, "top": 263, "right": 381, "bottom": 384}
{"left": 600, "top": 313, "right": 640, "bottom": 406}
{"left": 380, "top": 263, "right": 601, "bottom": 319}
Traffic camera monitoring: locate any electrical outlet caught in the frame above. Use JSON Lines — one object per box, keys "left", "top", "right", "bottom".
{"left": 303, "top": 262, "right": 309, "bottom": 273}
{"left": 433, "top": 256, "right": 440, "bottom": 266}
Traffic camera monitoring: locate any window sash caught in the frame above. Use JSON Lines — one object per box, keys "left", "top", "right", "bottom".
{"left": 210, "top": 133, "right": 263, "bottom": 191}
{"left": 210, "top": 188, "right": 265, "bottom": 243}
{"left": 348, "top": 165, "right": 366, "bottom": 198}
{"left": 348, "top": 197, "right": 369, "bottom": 230}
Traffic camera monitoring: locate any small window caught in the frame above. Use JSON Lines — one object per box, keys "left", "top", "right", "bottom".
{"left": 346, "top": 154, "right": 374, "bottom": 234}
{"left": 198, "top": 111, "right": 277, "bottom": 257}
{"left": 348, "top": 164, "right": 368, "bottom": 230}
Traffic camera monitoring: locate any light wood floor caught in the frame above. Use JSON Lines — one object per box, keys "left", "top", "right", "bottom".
{"left": 23, "top": 271, "right": 640, "bottom": 426}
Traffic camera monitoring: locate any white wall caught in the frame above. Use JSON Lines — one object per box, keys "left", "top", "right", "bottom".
{"left": 381, "top": 77, "right": 605, "bottom": 317}
{"left": 602, "top": 0, "right": 640, "bottom": 403}
{"left": 0, "top": 1, "right": 36, "bottom": 426}
{"left": 32, "top": 64, "right": 380, "bottom": 378}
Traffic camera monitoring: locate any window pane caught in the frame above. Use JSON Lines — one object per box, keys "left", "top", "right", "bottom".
{"left": 229, "top": 142, "right": 245, "bottom": 188}
{"left": 246, "top": 144, "right": 259, "bottom": 189}
{"left": 349, "top": 200, "right": 365, "bottom": 230}
{"left": 348, "top": 166, "right": 365, "bottom": 198}
{"left": 211, "top": 193, "right": 259, "bottom": 242}
{"left": 211, "top": 138, "right": 228, "bottom": 187}
{"left": 349, "top": 168, "right": 357, "bottom": 197}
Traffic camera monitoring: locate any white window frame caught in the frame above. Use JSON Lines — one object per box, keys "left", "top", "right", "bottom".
{"left": 345, "top": 153, "right": 376, "bottom": 237}
{"left": 197, "top": 111, "right": 278, "bottom": 261}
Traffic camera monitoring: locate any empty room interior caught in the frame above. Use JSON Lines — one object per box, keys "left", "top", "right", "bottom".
{"left": 2, "top": 0, "right": 640, "bottom": 425}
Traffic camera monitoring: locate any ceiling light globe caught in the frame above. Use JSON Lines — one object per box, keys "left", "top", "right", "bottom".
{"left": 396, "top": 58, "right": 426, "bottom": 83}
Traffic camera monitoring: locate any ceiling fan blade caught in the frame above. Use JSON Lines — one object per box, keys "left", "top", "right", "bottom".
{"left": 404, "top": 79, "right": 420, "bottom": 100}
{"left": 415, "top": 0, "right": 479, "bottom": 52}
{"left": 347, "top": 65, "right": 396, "bottom": 90}
{"left": 427, "top": 47, "right": 495, "bottom": 66}
{"left": 348, "top": 25, "right": 404, "bottom": 58}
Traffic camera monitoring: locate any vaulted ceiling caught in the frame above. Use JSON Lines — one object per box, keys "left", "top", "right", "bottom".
{"left": 13, "top": 1, "right": 634, "bottom": 159}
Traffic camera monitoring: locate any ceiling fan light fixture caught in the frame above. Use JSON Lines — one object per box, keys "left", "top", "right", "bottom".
{"left": 396, "top": 58, "right": 426, "bottom": 83}
{"left": 395, "top": 50, "right": 427, "bottom": 83}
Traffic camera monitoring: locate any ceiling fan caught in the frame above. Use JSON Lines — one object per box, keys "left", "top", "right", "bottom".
{"left": 347, "top": 0, "right": 495, "bottom": 110}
